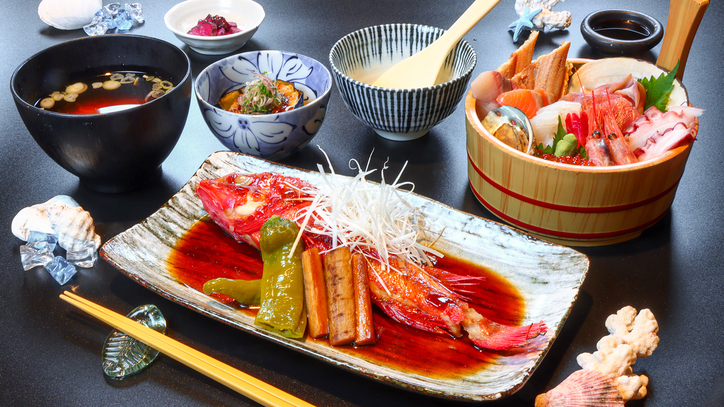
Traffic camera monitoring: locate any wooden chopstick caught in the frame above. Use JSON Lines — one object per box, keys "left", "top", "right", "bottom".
{"left": 59, "top": 291, "right": 314, "bottom": 407}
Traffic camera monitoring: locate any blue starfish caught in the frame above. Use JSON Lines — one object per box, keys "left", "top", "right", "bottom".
{"left": 508, "top": 7, "right": 543, "bottom": 42}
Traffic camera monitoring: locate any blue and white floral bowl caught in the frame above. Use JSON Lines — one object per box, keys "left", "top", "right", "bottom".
{"left": 195, "top": 50, "right": 332, "bottom": 160}
{"left": 329, "top": 24, "right": 476, "bottom": 141}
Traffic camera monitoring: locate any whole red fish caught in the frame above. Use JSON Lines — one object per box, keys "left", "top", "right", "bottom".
{"left": 196, "top": 172, "right": 547, "bottom": 350}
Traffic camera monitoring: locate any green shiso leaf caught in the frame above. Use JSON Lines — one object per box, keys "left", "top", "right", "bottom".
{"left": 639, "top": 61, "right": 679, "bottom": 112}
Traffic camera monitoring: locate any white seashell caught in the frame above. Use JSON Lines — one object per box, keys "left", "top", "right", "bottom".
{"left": 38, "top": 0, "right": 102, "bottom": 30}
{"left": 47, "top": 204, "right": 101, "bottom": 252}
{"left": 11, "top": 206, "right": 55, "bottom": 241}
{"left": 11, "top": 195, "right": 101, "bottom": 252}
{"left": 515, "top": 0, "right": 571, "bottom": 31}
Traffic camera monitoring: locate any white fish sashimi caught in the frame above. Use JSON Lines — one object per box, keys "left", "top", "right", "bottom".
{"left": 530, "top": 101, "right": 581, "bottom": 148}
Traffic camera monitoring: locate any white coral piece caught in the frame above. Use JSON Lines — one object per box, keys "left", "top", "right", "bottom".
{"left": 515, "top": 0, "right": 571, "bottom": 31}
{"left": 606, "top": 306, "right": 660, "bottom": 357}
{"left": 577, "top": 335, "right": 637, "bottom": 379}
{"left": 617, "top": 373, "right": 649, "bottom": 401}
{"left": 575, "top": 306, "right": 660, "bottom": 402}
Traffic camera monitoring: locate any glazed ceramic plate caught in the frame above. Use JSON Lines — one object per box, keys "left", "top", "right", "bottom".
{"left": 101, "top": 151, "right": 589, "bottom": 401}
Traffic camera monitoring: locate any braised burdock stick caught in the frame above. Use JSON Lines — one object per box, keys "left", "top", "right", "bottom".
{"left": 323, "top": 247, "right": 356, "bottom": 346}
{"left": 352, "top": 253, "right": 376, "bottom": 345}
{"left": 301, "top": 248, "right": 329, "bottom": 339}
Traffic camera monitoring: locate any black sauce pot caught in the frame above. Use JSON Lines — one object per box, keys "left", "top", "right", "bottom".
{"left": 581, "top": 10, "right": 663, "bottom": 55}
{"left": 11, "top": 34, "right": 192, "bottom": 193}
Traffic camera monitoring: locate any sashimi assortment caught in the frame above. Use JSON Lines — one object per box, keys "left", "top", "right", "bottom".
{"left": 470, "top": 32, "right": 703, "bottom": 166}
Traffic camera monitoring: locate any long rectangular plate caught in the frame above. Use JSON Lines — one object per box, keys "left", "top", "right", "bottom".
{"left": 100, "top": 151, "right": 589, "bottom": 401}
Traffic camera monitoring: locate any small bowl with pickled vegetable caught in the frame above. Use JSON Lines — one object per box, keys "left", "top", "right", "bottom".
{"left": 195, "top": 50, "right": 333, "bottom": 160}
{"left": 11, "top": 34, "right": 192, "bottom": 193}
{"left": 164, "top": 0, "right": 265, "bottom": 55}
{"left": 329, "top": 23, "right": 477, "bottom": 141}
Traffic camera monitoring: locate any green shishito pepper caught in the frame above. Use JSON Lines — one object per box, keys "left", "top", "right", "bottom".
{"left": 202, "top": 278, "right": 261, "bottom": 306}
{"left": 255, "top": 215, "right": 307, "bottom": 338}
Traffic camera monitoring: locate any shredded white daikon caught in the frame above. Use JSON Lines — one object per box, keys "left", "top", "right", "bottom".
{"left": 290, "top": 149, "right": 442, "bottom": 272}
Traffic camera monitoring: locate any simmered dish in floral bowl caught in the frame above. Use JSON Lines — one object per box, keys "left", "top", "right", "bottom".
{"left": 195, "top": 50, "right": 332, "bottom": 161}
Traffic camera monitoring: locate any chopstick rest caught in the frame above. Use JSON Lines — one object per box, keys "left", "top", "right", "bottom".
{"left": 60, "top": 291, "right": 314, "bottom": 407}
{"left": 102, "top": 304, "right": 166, "bottom": 378}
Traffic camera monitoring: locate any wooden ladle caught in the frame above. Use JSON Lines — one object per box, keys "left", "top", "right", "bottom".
{"left": 656, "top": 0, "right": 709, "bottom": 81}
{"left": 372, "top": 0, "right": 500, "bottom": 89}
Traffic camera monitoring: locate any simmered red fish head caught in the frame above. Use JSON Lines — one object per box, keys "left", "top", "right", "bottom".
{"left": 196, "top": 172, "right": 313, "bottom": 248}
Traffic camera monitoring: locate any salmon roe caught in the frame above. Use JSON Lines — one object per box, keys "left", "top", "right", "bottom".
{"left": 536, "top": 153, "right": 594, "bottom": 166}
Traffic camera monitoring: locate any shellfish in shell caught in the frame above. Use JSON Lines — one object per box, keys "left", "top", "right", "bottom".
{"left": 535, "top": 369, "right": 625, "bottom": 407}
{"left": 482, "top": 106, "right": 535, "bottom": 154}
{"left": 11, "top": 195, "right": 101, "bottom": 252}
{"left": 38, "top": 0, "right": 102, "bottom": 30}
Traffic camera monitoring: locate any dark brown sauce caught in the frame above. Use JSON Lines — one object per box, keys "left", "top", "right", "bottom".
{"left": 168, "top": 217, "right": 527, "bottom": 377}
{"left": 592, "top": 19, "right": 651, "bottom": 41}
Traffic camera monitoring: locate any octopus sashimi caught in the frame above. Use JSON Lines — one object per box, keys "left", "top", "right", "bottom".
{"left": 625, "top": 106, "right": 704, "bottom": 161}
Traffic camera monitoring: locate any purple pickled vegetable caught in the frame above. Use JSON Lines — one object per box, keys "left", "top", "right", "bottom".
{"left": 187, "top": 14, "right": 243, "bottom": 37}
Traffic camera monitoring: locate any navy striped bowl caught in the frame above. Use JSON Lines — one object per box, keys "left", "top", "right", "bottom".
{"left": 329, "top": 24, "right": 476, "bottom": 141}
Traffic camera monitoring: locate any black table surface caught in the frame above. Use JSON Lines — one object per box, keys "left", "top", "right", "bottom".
{"left": 2, "top": 0, "right": 723, "bottom": 406}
